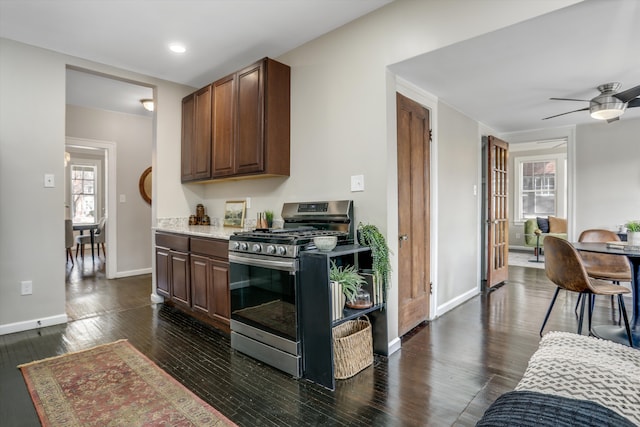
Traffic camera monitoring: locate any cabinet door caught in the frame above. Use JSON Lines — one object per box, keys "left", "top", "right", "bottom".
{"left": 190, "top": 254, "right": 210, "bottom": 315}
{"left": 170, "top": 251, "right": 191, "bottom": 306}
{"left": 193, "top": 85, "right": 212, "bottom": 179}
{"left": 210, "top": 259, "right": 230, "bottom": 325}
{"left": 181, "top": 94, "right": 195, "bottom": 181}
{"left": 236, "top": 61, "right": 264, "bottom": 174}
{"left": 212, "top": 74, "right": 236, "bottom": 177}
{"left": 156, "top": 248, "right": 171, "bottom": 297}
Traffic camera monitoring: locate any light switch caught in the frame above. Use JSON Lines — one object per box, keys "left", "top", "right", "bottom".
{"left": 350, "top": 175, "right": 365, "bottom": 192}
{"left": 119, "top": 194, "right": 126, "bottom": 203}
{"left": 44, "top": 174, "right": 55, "bottom": 188}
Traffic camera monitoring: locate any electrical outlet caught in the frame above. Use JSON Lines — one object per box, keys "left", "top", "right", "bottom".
{"left": 44, "top": 174, "right": 55, "bottom": 188}
{"left": 21, "top": 280, "right": 32, "bottom": 295}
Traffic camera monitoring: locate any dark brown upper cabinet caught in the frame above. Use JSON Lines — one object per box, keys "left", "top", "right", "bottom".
{"left": 182, "top": 57, "right": 290, "bottom": 183}
{"left": 181, "top": 85, "right": 212, "bottom": 181}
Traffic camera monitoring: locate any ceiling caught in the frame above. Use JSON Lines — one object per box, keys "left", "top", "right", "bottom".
{"left": 0, "top": 0, "right": 391, "bottom": 116}
{"left": 1, "top": 0, "right": 639, "bottom": 131}
{"left": 391, "top": 0, "right": 640, "bottom": 133}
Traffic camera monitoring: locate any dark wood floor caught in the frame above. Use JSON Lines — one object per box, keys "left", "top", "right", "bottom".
{"left": 1, "top": 256, "right": 631, "bottom": 426}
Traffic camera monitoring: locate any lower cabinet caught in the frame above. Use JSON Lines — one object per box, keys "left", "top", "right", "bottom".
{"left": 190, "top": 254, "right": 230, "bottom": 326}
{"left": 156, "top": 232, "right": 230, "bottom": 333}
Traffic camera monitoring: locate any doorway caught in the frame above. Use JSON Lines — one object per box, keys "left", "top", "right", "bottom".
{"left": 396, "top": 92, "right": 431, "bottom": 336}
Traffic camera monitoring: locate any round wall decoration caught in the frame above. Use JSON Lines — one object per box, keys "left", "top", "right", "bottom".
{"left": 139, "top": 166, "right": 152, "bottom": 205}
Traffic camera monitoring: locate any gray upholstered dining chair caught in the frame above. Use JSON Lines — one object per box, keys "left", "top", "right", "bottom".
{"left": 75, "top": 217, "right": 106, "bottom": 259}
{"left": 540, "top": 236, "right": 633, "bottom": 346}
{"left": 65, "top": 219, "right": 74, "bottom": 265}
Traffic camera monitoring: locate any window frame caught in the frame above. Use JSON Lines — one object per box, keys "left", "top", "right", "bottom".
{"left": 70, "top": 162, "right": 100, "bottom": 224}
{"left": 513, "top": 152, "right": 567, "bottom": 223}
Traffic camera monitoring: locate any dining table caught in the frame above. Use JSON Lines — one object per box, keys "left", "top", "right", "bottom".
{"left": 573, "top": 242, "right": 640, "bottom": 348}
{"left": 72, "top": 222, "right": 99, "bottom": 261}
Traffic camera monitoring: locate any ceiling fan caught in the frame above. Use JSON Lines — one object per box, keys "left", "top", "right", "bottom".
{"left": 542, "top": 82, "right": 640, "bottom": 123}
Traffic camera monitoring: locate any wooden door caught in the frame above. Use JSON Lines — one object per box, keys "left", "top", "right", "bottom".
{"left": 193, "top": 85, "right": 212, "bottom": 180}
{"left": 212, "top": 74, "right": 236, "bottom": 177}
{"left": 236, "top": 61, "right": 264, "bottom": 175}
{"left": 487, "top": 136, "right": 509, "bottom": 287}
{"left": 396, "top": 93, "right": 430, "bottom": 336}
{"left": 180, "top": 94, "right": 195, "bottom": 181}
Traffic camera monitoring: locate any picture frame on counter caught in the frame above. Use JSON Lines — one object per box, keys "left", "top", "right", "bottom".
{"left": 224, "top": 200, "right": 246, "bottom": 227}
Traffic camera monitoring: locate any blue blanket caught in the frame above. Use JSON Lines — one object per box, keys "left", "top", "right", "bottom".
{"left": 476, "top": 390, "right": 635, "bottom": 427}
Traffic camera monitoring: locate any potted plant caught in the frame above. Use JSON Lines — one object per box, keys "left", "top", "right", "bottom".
{"left": 264, "top": 210, "right": 274, "bottom": 228}
{"left": 330, "top": 261, "right": 366, "bottom": 301}
{"left": 626, "top": 220, "right": 640, "bottom": 246}
{"left": 357, "top": 223, "right": 392, "bottom": 289}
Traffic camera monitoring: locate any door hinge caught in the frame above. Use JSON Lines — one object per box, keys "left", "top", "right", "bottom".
{"left": 429, "top": 282, "right": 433, "bottom": 294}
{"left": 429, "top": 129, "right": 433, "bottom": 142}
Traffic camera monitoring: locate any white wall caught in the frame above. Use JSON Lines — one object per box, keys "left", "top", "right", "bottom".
{"left": 0, "top": 38, "right": 192, "bottom": 334}
{"left": 66, "top": 105, "right": 153, "bottom": 274}
{"left": 435, "top": 102, "right": 482, "bottom": 309}
{"left": 575, "top": 117, "right": 640, "bottom": 232}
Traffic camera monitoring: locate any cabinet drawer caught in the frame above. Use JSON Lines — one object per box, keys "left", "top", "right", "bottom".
{"left": 191, "top": 237, "right": 228, "bottom": 259}
{"left": 156, "top": 232, "right": 189, "bottom": 251}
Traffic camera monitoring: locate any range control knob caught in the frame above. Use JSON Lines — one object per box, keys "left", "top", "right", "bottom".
{"left": 277, "top": 246, "right": 287, "bottom": 256}
{"left": 252, "top": 244, "right": 262, "bottom": 253}
{"left": 240, "top": 242, "right": 248, "bottom": 251}
{"left": 266, "top": 245, "right": 276, "bottom": 255}
{"left": 231, "top": 242, "right": 240, "bottom": 250}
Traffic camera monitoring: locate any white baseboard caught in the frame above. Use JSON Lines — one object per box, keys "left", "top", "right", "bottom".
{"left": 387, "top": 337, "right": 402, "bottom": 355}
{"left": 114, "top": 267, "right": 152, "bottom": 278}
{"left": 435, "top": 287, "right": 479, "bottom": 318}
{"left": 0, "top": 313, "right": 68, "bottom": 335}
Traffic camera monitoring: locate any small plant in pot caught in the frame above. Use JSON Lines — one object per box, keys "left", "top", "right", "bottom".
{"left": 330, "top": 261, "right": 367, "bottom": 310}
{"left": 626, "top": 220, "right": 640, "bottom": 247}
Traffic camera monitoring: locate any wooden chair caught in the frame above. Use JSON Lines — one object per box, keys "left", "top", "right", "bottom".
{"left": 539, "top": 236, "right": 633, "bottom": 346}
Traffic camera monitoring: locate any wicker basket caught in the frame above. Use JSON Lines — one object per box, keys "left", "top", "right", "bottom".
{"left": 333, "top": 316, "right": 373, "bottom": 379}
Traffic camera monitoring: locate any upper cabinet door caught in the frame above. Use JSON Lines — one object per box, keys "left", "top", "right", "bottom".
{"left": 212, "top": 74, "right": 236, "bottom": 177}
{"left": 180, "top": 94, "right": 195, "bottom": 181}
{"left": 236, "top": 61, "right": 265, "bottom": 174}
{"left": 193, "top": 85, "right": 212, "bottom": 180}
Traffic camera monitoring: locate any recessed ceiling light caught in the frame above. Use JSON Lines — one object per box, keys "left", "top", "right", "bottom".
{"left": 169, "top": 43, "right": 186, "bottom": 54}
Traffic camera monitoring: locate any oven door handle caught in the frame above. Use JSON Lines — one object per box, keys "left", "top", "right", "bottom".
{"left": 229, "top": 253, "right": 298, "bottom": 273}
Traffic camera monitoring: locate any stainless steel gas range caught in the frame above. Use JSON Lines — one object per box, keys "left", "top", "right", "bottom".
{"left": 228, "top": 200, "right": 354, "bottom": 377}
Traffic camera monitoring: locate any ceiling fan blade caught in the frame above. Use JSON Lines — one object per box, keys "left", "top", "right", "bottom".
{"left": 614, "top": 84, "right": 640, "bottom": 103}
{"left": 627, "top": 98, "right": 640, "bottom": 108}
{"left": 542, "top": 107, "right": 589, "bottom": 120}
{"left": 550, "top": 97, "right": 590, "bottom": 102}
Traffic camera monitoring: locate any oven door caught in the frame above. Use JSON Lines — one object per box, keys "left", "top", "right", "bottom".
{"left": 229, "top": 253, "right": 298, "bottom": 343}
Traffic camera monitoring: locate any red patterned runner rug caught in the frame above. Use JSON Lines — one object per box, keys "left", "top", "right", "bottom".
{"left": 18, "top": 339, "right": 237, "bottom": 426}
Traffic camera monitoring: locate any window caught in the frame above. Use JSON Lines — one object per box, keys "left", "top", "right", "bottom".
{"left": 71, "top": 165, "right": 97, "bottom": 223}
{"left": 514, "top": 153, "right": 567, "bottom": 222}
{"left": 521, "top": 160, "right": 556, "bottom": 218}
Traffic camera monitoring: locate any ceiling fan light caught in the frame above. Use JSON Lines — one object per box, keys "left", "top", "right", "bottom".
{"left": 590, "top": 96, "right": 625, "bottom": 120}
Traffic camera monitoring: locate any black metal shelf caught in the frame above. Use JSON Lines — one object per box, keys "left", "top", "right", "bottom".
{"left": 333, "top": 304, "right": 385, "bottom": 327}
{"left": 299, "top": 246, "right": 388, "bottom": 390}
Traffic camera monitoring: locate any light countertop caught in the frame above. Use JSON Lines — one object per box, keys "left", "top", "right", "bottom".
{"left": 154, "top": 224, "right": 240, "bottom": 240}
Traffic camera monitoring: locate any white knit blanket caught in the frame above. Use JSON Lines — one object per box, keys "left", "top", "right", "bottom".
{"left": 516, "top": 331, "right": 640, "bottom": 425}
